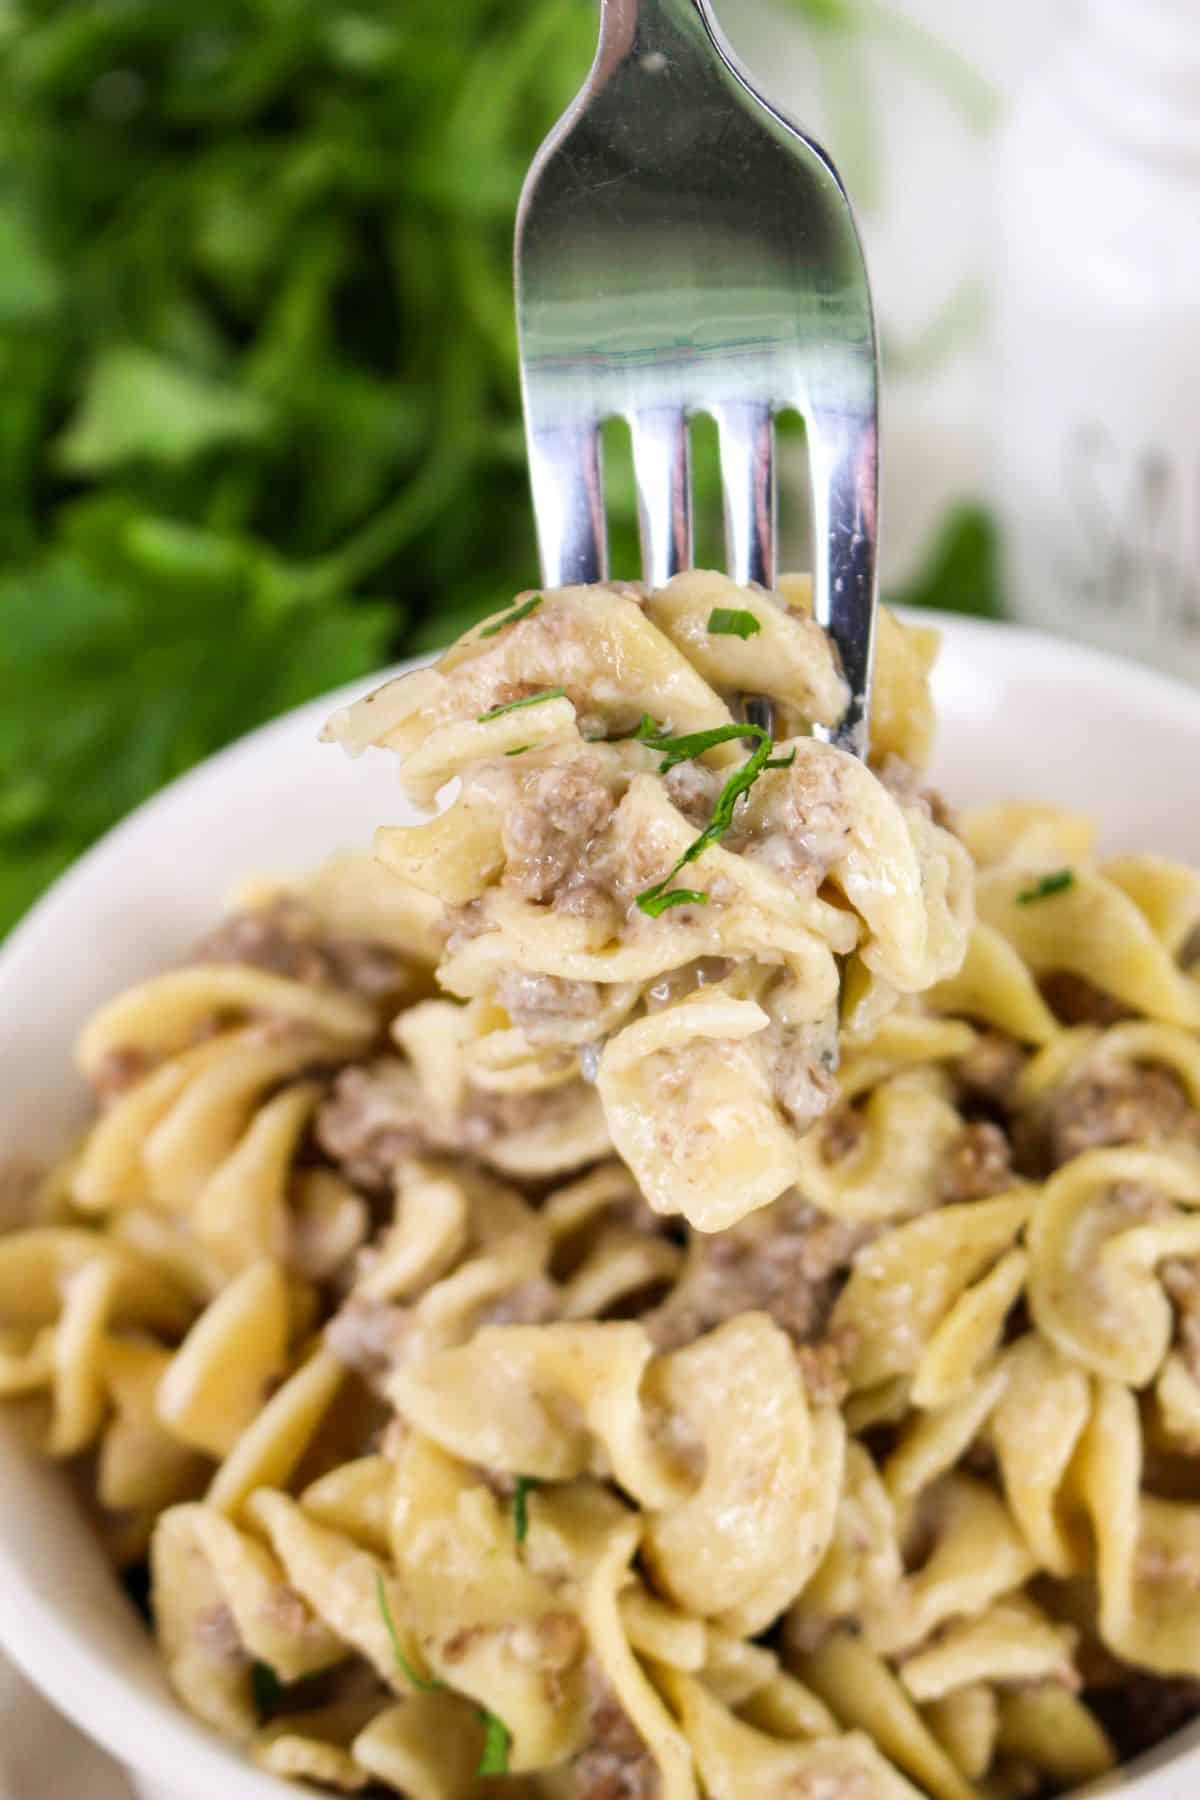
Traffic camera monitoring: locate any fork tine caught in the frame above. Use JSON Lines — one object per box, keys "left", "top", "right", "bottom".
{"left": 806, "top": 403, "right": 878, "bottom": 756}
{"left": 631, "top": 408, "right": 692, "bottom": 589}
{"left": 527, "top": 419, "right": 607, "bottom": 588}
{"left": 713, "top": 400, "right": 776, "bottom": 591}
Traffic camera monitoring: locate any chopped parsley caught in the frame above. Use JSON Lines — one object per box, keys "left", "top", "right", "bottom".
{"left": 637, "top": 724, "right": 789, "bottom": 918}
{"left": 478, "top": 687, "right": 567, "bottom": 723}
{"left": 250, "top": 1660, "right": 282, "bottom": 1722}
{"left": 512, "top": 1475, "right": 542, "bottom": 1546}
{"left": 634, "top": 718, "right": 768, "bottom": 772}
{"left": 480, "top": 595, "right": 543, "bottom": 637}
{"left": 378, "top": 1572, "right": 510, "bottom": 1775}
{"left": 707, "top": 606, "right": 761, "bottom": 639}
{"left": 375, "top": 1573, "right": 443, "bottom": 1693}
{"left": 477, "top": 1710, "right": 512, "bottom": 1776}
{"left": 505, "top": 744, "right": 531, "bottom": 757}
{"left": 1017, "top": 868, "right": 1075, "bottom": 906}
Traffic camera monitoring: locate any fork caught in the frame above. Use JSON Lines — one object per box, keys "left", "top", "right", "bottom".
{"left": 515, "top": 0, "right": 878, "bottom": 754}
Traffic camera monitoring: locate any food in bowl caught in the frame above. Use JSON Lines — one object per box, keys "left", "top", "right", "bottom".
{"left": 2, "top": 573, "right": 1200, "bottom": 1799}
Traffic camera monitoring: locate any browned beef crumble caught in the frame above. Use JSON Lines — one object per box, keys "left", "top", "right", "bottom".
{"left": 315, "top": 1059, "right": 597, "bottom": 1192}
{"left": 194, "top": 898, "right": 407, "bottom": 1000}
{"left": 874, "top": 752, "right": 959, "bottom": 835}
{"left": 193, "top": 1602, "right": 245, "bottom": 1663}
{"left": 502, "top": 758, "right": 617, "bottom": 903}
{"left": 91, "top": 1045, "right": 159, "bottom": 1102}
{"left": 1038, "top": 1065, "right": 1200, "bottom": 1171}
{"left": 819, "top": 1105, "right": 867, "bottom": 1165}
{"left": 941, "top": 1120, "right": 1014, "bottom": 1202}
{"left": 497, "top": 970, "right": 607, "bottom": 1045}
{"left": 316, "top": 1064, "right": 422, "bottom": 1190}
{"left": 1039, "top": 970, "right": 1134, "bottom": 1028}
{"left": 324, "top": 1296, "right": 412, "bottom": 1385}
{"left": 0, "top": 1156, "right": 44, "bottom": 1229}
{"left": 955, "top": 1030, "right": 1027, "bottom": 1108}
{"left": 572, "top": 1665, "right": 661, "bottom": 1800}
{"left": 1164, "top": 1259, "right": 1200, "bottom": 1383}
{"left": 645, "top": 1196, "right": 869, "bottom": 1354}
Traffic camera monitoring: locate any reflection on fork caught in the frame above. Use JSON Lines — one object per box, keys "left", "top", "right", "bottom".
{"left": 515, "top": 0, "right": 879, "bottom": 753}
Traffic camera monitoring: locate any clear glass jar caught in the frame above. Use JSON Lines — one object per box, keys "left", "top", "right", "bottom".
{"left": 992, "top": 0, "right": 1200, "bottom": 676}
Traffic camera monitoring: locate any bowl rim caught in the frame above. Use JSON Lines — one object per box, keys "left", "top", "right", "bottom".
{"left": 3, "top": 609, "right": 1200, "bottom": 1799}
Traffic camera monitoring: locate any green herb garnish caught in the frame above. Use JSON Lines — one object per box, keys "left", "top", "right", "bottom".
{"left": 477, "top": 1710, "right": 512, "bottom": 1776}
{"left": 505, "top": 744, "right": 531, "bottom": 757}
{"left": 707, "top": 606, "right": 762, "bottom": 639}
{"left": 512, "top": 1475, "right": 542, "bottom": 1546}
{"left": 251, "top": 1660, "right": 282, "bottom": 1722}
{"left": 478, "top": 687, "right": 567, "bottom": 723}
{"left": 1017, "top": 869, "right": 1075, "bottom": 905}
{"left": 637, "top": 725, "right": 786, "bottom": 917}
{"left": 480, "top": 595, "right": 543, "bottom": 637}
{"left": 635, "top": 719, "right": 767, "bottom": 772}
{"left": 376, "top": 1573, "right": 444, "bottom": 1693}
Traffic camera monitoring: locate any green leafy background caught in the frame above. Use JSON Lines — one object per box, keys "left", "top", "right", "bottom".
{"left": 0, "top": 0, "right": 999, "bottom": 936}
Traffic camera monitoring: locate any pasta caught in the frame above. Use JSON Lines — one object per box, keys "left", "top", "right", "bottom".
{"left": 324, "top": 573, "right": 973, "bottom": 1229}
{"left": 4, "top": 570, "right": 1200, "bottom": 1797}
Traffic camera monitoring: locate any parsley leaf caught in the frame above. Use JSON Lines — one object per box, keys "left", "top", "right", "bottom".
{"left": 635, "top": 720, "right": 767, "bottom": 772}
{"left": 707, "top": 606, "right": 761, "bottom": 639}
{"left": 480, "top": 594, "right": 542, "bottom": 637}
{"left": 375, "top": 1573, "right": 444, "bottom": 1693}
{"left": 250, "top": 1660, "right": 282, "bottom": 1723}
{"left": 477, "top": 1710, "right": 512, "bottom": 1776}
{"left": 886, "top": 504, "right": 1003, "bottom": 620}
{"left": 1017, "top": 868, "right": 1075, "bottom": 905}
{"left": 512, "top": 1475, "right": 542, "bottom": 1546}
{"left": 0, "top": 521, "right": 392, "bottom": 935}
{"left": 478, "top": 687, "right": 567, "bottom": 722}
{"left": 637, "top": 726, "right": 784, "bottom": 917}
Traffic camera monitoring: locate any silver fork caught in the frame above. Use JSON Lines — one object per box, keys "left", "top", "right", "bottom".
{"left": 515, "top": 0, "right": 878, "bottom": 754}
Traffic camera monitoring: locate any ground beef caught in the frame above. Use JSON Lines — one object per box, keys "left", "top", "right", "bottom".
{"left": 0, "top": 1157, "right": 43, "bottom": 1229}
{"left": 663, "top": 759, "right": 721, "bottom": 826}
{"left": 1087, "top": 1673, "right": 1200, "bottom": 1764}
{"left": 497, "top": 970, "right": 607, "bottom": 1046}
{"left": 819, "top": 1106, "right": 868, "bottom": 1165}
{"left": 767, "top": 754, "right": 851, "bottom": 873}
{"left": 91, "top": 1046, "right": 158, "bottom": 1102}
{"left": 316, "top": 1063, "right": 423, "bottom": 1190}
{"left": 1039, "top": 970, "right": 1134, "bottom": 1028}
{"left": 1039, "top": 1065, "right": 1200, "bottom": 1170}
{"left": 552, "top": 876, "right": 623, "bottom": 934}
{"left": 475, "top": 1277, "right": 562, "bottom": 1328}
{"left": 572, "top": 1666, "right": 661, "bottom": 1800}
{"left": 941, "top": 1121, "right": 1014, "bottom": 1201}
{"left": 795, "top": 1328, "right": 856, "bottom": 1406}
{"left": 194, "top": 1603, "right": 245, "bottom": 1664}
{"left": 317, "top": 1058, "right": 598, "bottom": 1190}
{"left": 954, "top": 1030, "right": 1026, "bottom": 1108}
{"left": 1164, "top": 1259, "right": 1200, "bottom": 1382}
{"left": 502, "top": 758, "right": 616, "bottom": 903}
{"left": 194, "top": 899, "right": 407, "bottom": 1000}
{"left": 874, "top": 752, "right": 959, "bottom": 834}
{"left": 646, "top": 1195, "right": 868, "bottom": 1351}
{"left": 773, "top": 1042, "right": 838, "bottom": 1135}
{"left": 324, "top": 1297, "right": 412, "bottom": 1384}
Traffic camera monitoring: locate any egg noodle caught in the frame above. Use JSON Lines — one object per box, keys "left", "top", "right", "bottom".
{"left": 3, "top": 573, "right": 1200, "bottom": 1797}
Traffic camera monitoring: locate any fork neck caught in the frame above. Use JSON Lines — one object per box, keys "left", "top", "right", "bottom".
{"left": 598, "top": 0, "right": 711, "bottom": 62}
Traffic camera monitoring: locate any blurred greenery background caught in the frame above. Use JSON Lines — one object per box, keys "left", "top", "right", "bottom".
{"left": 0, "top": 0, "right": 999, "bottom": 936}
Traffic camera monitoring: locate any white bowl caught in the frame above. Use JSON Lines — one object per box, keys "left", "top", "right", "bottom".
{"left": 2, "top": 615, "right": 1199, "bottom": 1800}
